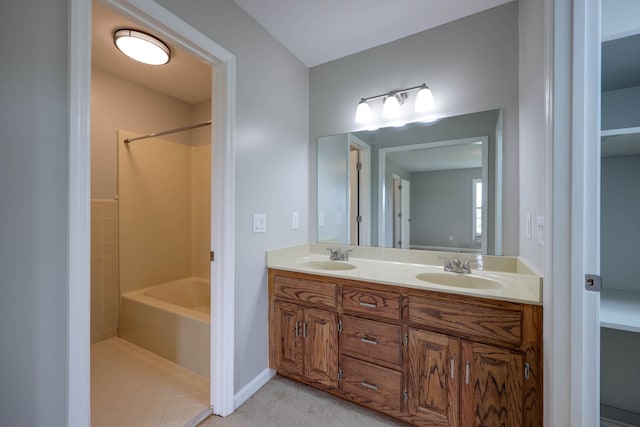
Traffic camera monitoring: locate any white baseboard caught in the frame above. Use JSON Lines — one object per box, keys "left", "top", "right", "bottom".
{"left": 233, "top": 368, "right": 276, "bottom": 409}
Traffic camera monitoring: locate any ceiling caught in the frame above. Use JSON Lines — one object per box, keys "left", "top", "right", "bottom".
{"left": 92, "top": 0, "right": 513, "bottom": 103}
{"left": 92, "top": 1, "right": 211, "bottom": 104}
{"left": 233, "top": 0, "right": 513, "bottom": 67}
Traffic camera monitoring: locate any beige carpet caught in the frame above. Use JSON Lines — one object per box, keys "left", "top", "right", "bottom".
{"left": 198, "top": 375, "right": 408, "bottom": 426}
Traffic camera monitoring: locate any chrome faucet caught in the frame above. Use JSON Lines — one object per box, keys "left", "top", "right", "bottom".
{"left": 327, "top": 247, "right": 352, "bottom": 261}
{"left": 439, "top": 256, "right": 478, "bottom": 274}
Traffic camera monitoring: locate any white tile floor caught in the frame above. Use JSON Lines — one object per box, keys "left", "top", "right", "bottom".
{"left": 91, "top": 337, "right": 210, "bottom": 427}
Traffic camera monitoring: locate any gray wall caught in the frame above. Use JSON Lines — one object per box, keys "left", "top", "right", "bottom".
{"left": 309, "top": 2, "right": 519, "bottom": 256}
{"left": 317, "top": 134, "right": 349, "bottom": 243}
{"left": 411, "top": 168, "right": 482, "bottom": 249}
{"left": 155, "top": 0, "right": 310, "bottom": 393}
{"left": 518, "top": 0, "right": 546, "bottom": 272}
{"left": 0, "top": 0, "right": 69, "bottom": 425}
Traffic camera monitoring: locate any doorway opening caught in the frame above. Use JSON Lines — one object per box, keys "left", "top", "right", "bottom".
{"left": 69, "top": 0, "right": 236, "bottom": 424}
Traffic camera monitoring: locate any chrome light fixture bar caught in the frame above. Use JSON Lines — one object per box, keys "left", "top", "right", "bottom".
{"left": 114, "top": 28, "right": 171, "bottom": 65}
{"left": 355, "top": 84, "right": 434, "bottom": 124}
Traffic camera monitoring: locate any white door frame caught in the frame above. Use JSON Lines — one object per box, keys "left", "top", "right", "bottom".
{"left": 68, "top": 0, "right": 236, "bottom": 424}
{"left": 545, "top": 0, "right": 600, "bottom": 425}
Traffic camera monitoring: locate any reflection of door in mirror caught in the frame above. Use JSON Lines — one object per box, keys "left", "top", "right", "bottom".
{"left": 392, "top": 176, "right": 410, "bottom": 248}
{"left": 349, "top": 136, "right": 371, "bottom": 246}
{"left": 318, "top": 133, "right": 371, "bottom": 246}
{"left": 349, "top": 149, "right": 359, "bottom": 245}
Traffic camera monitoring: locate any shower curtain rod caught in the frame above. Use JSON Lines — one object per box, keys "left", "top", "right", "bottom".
{"left": 123, "top": 120, "right": 212, "bottom": 144}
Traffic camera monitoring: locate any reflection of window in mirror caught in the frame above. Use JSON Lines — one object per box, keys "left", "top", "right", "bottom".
{"left": 472, "top": 179, "right": 482, "bottom": 241}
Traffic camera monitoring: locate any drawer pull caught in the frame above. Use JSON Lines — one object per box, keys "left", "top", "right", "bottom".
{"left": 360, "top": 336, "right": 379, "bottom": 345}
{"left": 303, "top": 322, "right": 308, "bottom": 338}
{"left": 360, "top": 381, "right": 379, "bottom": 391}
{"left": 359, "top": 301, "right": 377, "bottom": 308}
{"left": 294, "top": 320, "right": 300, "bottom": 337}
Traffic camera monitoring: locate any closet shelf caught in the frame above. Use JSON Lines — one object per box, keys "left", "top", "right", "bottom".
{"left": 601, "top": 127, "right": 640, "bottom": 157}
{"left": 601, "top": 289, "right": 640, "bottom": 333}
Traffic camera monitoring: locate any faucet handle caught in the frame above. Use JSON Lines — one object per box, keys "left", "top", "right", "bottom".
{"left": 326, "top": 247, "right": 338, "bottom": 260}
{"left": 438, "top": 256, "right": 453, "bottom": 272}
{"left": 462, "top": 259, "right": 478, "bottom": 273}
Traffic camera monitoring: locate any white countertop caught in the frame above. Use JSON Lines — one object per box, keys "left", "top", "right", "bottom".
{"left": 267, "top": 250, "right": 542, "bottom": 305}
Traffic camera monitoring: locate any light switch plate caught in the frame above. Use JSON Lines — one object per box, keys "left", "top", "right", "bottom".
{"left": 253, "top": 213, "right": 266, "bottom": 233}
{"left": 291, "top": 212, "right": 299, "bottom": 230}
{"left": 318, "top": 211, "right": 324, "bottom": 227}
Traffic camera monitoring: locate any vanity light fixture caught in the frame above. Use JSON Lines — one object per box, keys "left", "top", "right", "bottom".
{"left": 355, "top": 83, "right": 434, "bottom": 124}
{"left": 113, "top": 28, "right": 171, "bottom": 65}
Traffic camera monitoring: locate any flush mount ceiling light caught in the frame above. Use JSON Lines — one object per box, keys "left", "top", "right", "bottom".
{"left": 113, "top": 29, "right": 171, "bottom": 65}
{"left": 355, "top": 84, "right": 435, "bottom": 124}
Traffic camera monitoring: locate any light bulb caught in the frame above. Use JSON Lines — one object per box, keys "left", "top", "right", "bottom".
{"left": 382, "top": 95, "right": 401, "bottom": 119}
{"left": 414, "top": 86, "right": 435, "bottom": 112}
{"left": 355, "top": 100, "right": 372, "bottom": 124}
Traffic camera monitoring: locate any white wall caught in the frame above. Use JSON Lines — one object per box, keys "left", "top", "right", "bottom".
{"left": 155, "top": 0, "right": 310, "bottom": 393}
{"left": 0, "top": 0, "right": 69, "bottom": 425}
{"left": 518, "top": 0, "right": 547, "bottom": 274}
{"left": 309, "top": 2, "right": 520, "bottom": 256}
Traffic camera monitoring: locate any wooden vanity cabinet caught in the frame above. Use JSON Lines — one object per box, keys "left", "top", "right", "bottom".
{"left": 268, "top": 269, "right": 543, "bottom": 426}
{"left": 406, "top": 328, "right": 460, "bottom": 426}
{"left": 270, "top": 273, "right": 339, "bottom": 388}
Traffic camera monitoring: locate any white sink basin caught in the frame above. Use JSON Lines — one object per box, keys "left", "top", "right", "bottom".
{"left": 415, "top": 272, "right": 502, "bottom": 289}
{"left": 298, "top": 260, "right": 357, "bottom": 271}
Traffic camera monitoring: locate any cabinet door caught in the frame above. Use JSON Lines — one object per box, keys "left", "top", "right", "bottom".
{"left": 304, "top": 307, "right": 339, "bottom": 388}
{"left": 273, "top": 301, "right": 304, "bottom": 377}
{"left": 407, "top": 328, "right": 460, "bottom": 426}
{"left": 461, "top": 341, "right": 523, "bottom": 427}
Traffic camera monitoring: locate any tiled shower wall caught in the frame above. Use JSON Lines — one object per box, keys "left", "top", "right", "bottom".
{"left": 91, "top": 199, "right": 119, "bottom": 344}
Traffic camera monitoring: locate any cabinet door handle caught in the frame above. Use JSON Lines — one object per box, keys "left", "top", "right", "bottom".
{"left": 450, "top": 357, "right": 455, "bottom": 379}
{"left": 359, "top": 301, "right": 377, "bottom": 308}
{"left": 303, "top": 322, "right": 308, "bottom": 338}
{"left": 465, "top": 361, "right": 470, "bottom": 385}
{"left": 294, "top": 320, "right": 300, "bottom": 337}
{"left": 360, "top": 336, "right": 378, "bottom": 345}
{"left": 360, "top": 381, "right": 379, "bottom": 391}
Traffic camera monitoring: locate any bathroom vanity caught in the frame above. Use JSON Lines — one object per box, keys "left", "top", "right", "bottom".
{"left": 267, "top": 246, "right": 543, "bottom": 426}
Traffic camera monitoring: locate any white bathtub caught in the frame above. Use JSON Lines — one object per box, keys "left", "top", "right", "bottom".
{"left": 118, "top": 277, "right": 210, "bottom": 377}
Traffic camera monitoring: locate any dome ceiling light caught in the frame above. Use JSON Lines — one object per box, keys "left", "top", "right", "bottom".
{"left": 113, "top": 28, "right": 171, "bottom": 65}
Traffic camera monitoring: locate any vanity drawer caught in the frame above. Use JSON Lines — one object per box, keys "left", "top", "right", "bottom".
{"left": 341, "top": 316, "right": 402, "bottom": 368}
{"left": 273, "top": 274, "right": 338, "bottom": 308}
{"left": 341, "top": 356, "right": 403, "bottom": 411}
{"left": 408, "top": 293, "right": 522, "bottom": 347}
{"left": 342, "top": 286, "right": 401, "bottom": 320}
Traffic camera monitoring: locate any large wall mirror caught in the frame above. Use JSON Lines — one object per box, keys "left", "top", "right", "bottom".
{"left": 317, "top": 109, "right": 503, "bottom": 255}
